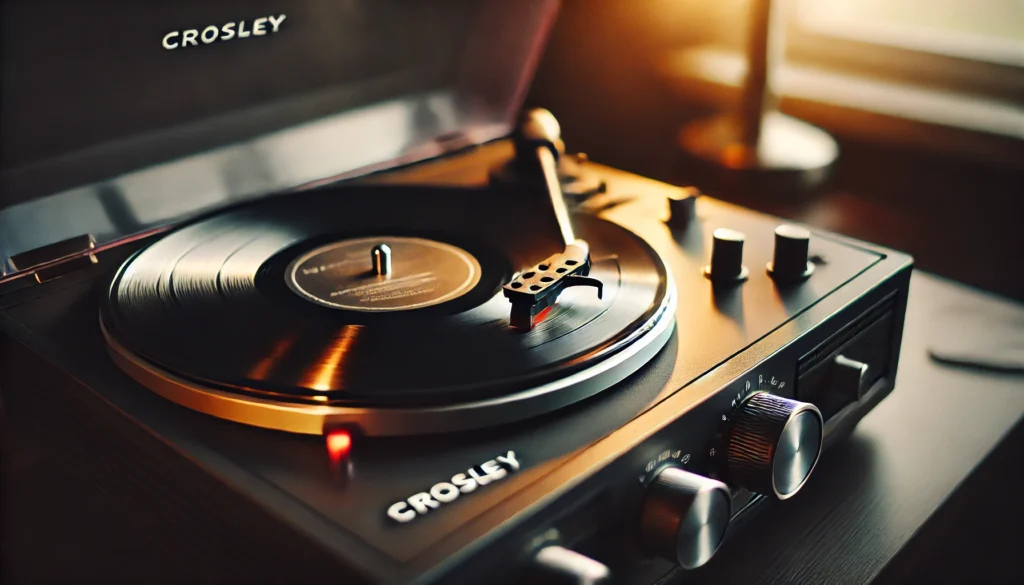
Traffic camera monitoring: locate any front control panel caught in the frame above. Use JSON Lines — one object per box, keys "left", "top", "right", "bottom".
{"left": 513, "top": 269, "right": 907, "bottom": 583}
{"left": 501, "top": 184, "right": 910, "bottom": 583}
{"left": 626, "top": 375, "right": 826, "bottom": 571}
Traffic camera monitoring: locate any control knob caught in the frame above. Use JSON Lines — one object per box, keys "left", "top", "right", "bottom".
{"left": 722, "top": 392, "right": 823, "bottom": 499}
{"left": 640, "top": 467, "right": 732, "bottom": 570}
{"left": 767, "top": 224, "right": 815, "bottom": 282}
{"left": 704, "top": 228, "right": 748, "bottom": 285}
{"left": 665, "top": 187, "right": 699, "bottom": 229}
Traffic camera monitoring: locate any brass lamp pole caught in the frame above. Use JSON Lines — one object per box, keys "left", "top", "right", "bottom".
{"left": 680, "top": 0, "right": 838, "bottom": 190}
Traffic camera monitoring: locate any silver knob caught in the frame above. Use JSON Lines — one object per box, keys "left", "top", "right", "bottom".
{"left": 723, "top": 392, "right": 823, "bottom": 499}
{"left": 371, "top": 243, "right": 391, "bottom": 276}
{"left": 640, "top": 467, "right": 732, "bottom": 570}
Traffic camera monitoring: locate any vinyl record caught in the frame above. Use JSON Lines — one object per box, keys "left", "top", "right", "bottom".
{"left": 101, "top": 184, "right": 676, "bottom": 435}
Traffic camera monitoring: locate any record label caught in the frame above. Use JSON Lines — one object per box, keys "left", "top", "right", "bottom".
{"left": 285, "top": 236, "right": 482, "bottom": 311}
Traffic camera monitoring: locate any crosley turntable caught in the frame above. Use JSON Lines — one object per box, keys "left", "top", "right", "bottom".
{"left": 0, "top": 2, "right": 911, "bottom": 584}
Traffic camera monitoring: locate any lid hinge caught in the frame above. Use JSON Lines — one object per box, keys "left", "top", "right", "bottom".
{"left": 9, "top": 234, "right": 98, "bottom": 284}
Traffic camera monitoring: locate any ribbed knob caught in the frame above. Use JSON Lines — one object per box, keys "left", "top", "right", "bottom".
{"left": 767, "top": 224, "right": 814, "bottom": 282}
{"left": 723, "top": 392, "right": 823, "bottom": 499}
{"left": 640, "top": 467, "right": 732, "bottom": 570}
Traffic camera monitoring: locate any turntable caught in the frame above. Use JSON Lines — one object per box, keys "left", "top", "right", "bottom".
{"left": 0, "top": 2, "right": 911, "bottom": 584}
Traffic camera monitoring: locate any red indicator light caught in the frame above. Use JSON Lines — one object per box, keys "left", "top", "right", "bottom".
{"left": 326, "top": 430, "right": 352, "bottom": 462}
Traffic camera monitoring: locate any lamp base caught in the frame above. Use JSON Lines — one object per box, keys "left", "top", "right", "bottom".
{"left": 679, "top": 112, "right": 838, "bottom": 193}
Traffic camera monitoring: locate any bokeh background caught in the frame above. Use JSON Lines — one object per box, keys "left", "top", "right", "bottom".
{"left": 528, "top": 0, "right": 1024, "bottom": 300}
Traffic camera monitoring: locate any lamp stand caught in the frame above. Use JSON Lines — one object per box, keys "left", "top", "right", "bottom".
{"left": 679, "top": 0, "right": 838, "bottom": 192}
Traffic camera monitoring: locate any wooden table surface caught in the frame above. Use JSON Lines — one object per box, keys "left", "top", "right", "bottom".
{"left": 678, "top": 271, "right": 1024, "bottom": 585}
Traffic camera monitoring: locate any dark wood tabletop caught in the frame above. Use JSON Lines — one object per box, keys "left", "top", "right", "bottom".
{"left": 678, "top": 271, "right": 1024, "bottom": 585}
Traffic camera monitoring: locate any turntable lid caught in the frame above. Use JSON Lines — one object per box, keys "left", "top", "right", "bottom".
{"left": 0, "top": 0, "right": 558, "bottom": 282}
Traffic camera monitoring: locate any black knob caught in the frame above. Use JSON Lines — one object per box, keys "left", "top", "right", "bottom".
{"left": 704, "top": 228, "right": 748, "bottom": 284}
{"left": 640, "top": 467, "right": 732, "bottom": 570}
{"left": 767, "top": 224, "right": 815, "bottom": 282}
{"left": 666, "top": 187, "right": 699, "bottom": 229}
{"left": 723, "top": 392, "right": 823, "bottom": 499}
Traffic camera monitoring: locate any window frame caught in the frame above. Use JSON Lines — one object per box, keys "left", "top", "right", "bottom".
{"left": 785, "top": 4, "right": 1024, "bottom": 103}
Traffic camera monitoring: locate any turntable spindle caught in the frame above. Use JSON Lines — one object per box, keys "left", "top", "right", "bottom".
{"left": 371, "top": 243, "right": 392, "bottom": 276}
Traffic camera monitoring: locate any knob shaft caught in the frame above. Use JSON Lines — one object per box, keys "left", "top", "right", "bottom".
{"left": 704, "top": 228, "right": 748, "bottom": 284}
{"left": 723, "top": 392, "right": 823, "bottom": 499}
{"left": 640, "top": 467, "right": 732, "bottom": 570}
{"left": 767, "top": 224, "right": 814, "bottom": 282}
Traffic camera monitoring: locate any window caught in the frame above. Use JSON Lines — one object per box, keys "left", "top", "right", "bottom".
{"left": 656, "top": 0, "right": 1023, "bottom": 164}
{"left": 790, "top": 0, "right": 1023, "bottom": 99}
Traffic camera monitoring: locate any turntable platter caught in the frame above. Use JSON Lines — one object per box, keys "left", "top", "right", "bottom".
{"left": 101, "top": 185, "right": 676, "bottom": 435}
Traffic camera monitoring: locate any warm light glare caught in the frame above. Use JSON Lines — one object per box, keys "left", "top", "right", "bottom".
{"left": 304, "top": 325, "right": 361, "bottom": 391}
{"left": 247, "top": 334, "right": 300, "bottom": 380}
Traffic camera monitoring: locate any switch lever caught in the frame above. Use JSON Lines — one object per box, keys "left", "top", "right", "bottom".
{"left": 833, "top": 354, "right": 869, "bottom": 401}
{"left": 529, "top": 545, "right": 610, "bottom": 585}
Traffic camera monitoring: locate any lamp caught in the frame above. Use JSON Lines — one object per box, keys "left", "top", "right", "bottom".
{"left": 679, "top": 0, "right": 838, "bottom": 192}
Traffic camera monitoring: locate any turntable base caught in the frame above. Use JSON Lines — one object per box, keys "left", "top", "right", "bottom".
{"left": 0, "top": 143, "right": 912, "bottom": 585}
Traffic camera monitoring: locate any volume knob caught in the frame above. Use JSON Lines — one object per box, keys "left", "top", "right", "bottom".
{"left": 640, "top": 467, "right": 732, "bottom": 570}
{"left": 723, "top": 392, "right": 823, "bottom": 499}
